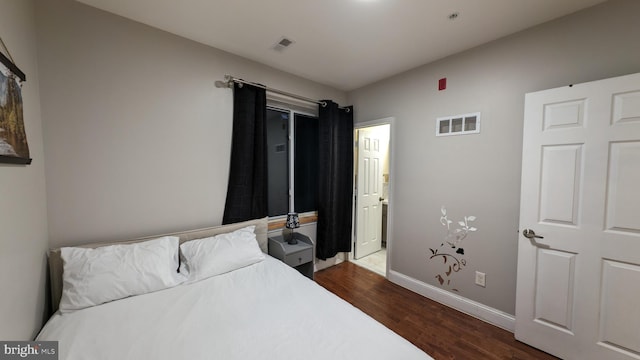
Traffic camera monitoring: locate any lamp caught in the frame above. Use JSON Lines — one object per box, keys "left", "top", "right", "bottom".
{"left": 285, "top": 212, "right": 300, "bottom": 244}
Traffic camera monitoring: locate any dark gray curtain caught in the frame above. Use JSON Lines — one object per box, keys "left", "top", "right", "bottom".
{"left": 222, "top": 83, "right": 268, "bottom": 224}
{"left": 316, "top": 101, "right": 354, "bottom": 260}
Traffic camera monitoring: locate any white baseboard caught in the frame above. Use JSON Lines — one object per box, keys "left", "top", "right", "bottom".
{"left": 388, "top": 270, "right": 515, "bottom": 332}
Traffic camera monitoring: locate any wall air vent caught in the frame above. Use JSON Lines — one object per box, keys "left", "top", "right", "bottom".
{"left": 436, "top": 112, "right": 481, "bottom": 136}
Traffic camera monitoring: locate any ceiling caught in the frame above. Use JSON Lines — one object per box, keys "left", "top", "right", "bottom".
{"left": 76, "top": 0, "right": 607, "bottom": 91}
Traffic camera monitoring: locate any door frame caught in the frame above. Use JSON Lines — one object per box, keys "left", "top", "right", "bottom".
{"left": 351, "top": 117, "right": 395, "bottom": 277}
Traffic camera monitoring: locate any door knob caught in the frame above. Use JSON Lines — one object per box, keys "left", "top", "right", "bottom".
{"left": 379, "top": 197, "right": 385, "bottom": 202}
{"left": 522, "top": 229, "right": 544, "bottom": 239}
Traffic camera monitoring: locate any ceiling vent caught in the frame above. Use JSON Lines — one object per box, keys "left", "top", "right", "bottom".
{"left": 273, "top": 37, "right": 295, "bottom": 52}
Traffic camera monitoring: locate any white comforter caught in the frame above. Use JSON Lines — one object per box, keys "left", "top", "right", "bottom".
{"left": 37, "top": 256, "right": 432, "bottom": 360}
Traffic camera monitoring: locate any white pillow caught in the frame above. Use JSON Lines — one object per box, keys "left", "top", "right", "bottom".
{"left": 180, "top": 225, "right": 265, "bottom": 283}
{"left": 59, "top": 236, "right": 185, "bottom": 312}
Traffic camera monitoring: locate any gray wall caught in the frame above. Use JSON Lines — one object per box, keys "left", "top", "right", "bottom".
{"left": 36, "top": 0, "right": 346, "bottom": 248}
{"left": 0, "top": 0, "right": 49, "bottom": 340}
{"left": 347, "top": 0, "right": 640, "bottom": 315}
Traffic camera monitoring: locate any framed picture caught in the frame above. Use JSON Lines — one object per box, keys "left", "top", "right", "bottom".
{"left": 0, "top": 51, "right": 30, "bottom": 165}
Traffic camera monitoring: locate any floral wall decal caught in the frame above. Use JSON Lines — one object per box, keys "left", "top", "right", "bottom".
{"left": 429, "top": 206, "right": 477, "bottom": 292}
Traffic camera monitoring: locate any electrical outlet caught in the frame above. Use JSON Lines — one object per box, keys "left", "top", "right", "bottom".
{"left": 475, "top": 271, "right": 486, "bottom": 287}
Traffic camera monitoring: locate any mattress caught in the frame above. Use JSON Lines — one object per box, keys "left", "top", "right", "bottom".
{"left": 37, "top": 256, "right": 432, "bottom": 360}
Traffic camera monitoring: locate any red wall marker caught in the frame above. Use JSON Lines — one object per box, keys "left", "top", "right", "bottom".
{"left": 438, "top": 78, "right": 447, "bottom": 91}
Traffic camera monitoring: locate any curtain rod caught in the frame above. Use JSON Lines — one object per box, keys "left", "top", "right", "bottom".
{"left": 216, "top": 75, "right": 350, "bottom": 112}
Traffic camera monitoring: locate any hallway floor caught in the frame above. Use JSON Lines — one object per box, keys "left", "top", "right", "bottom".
{"left": 351, "top": 247, "right": 386, "bottom": 276}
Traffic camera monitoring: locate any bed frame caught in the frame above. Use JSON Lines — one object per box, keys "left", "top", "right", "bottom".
{"left": 47, "top": 217, "right": 269, "bottom": 313}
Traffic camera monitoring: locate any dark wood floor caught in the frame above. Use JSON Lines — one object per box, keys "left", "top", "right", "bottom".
{"left": 315, "top": 261, "right": 557, "bottom": 360}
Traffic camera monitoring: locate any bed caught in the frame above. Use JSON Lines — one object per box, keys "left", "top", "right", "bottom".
{"left": 37, "top": 217, "right": 432, "bottom": 360}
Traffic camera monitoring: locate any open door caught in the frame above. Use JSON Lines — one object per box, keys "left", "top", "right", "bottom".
{"left": 354, "top": 125, "right": 388, "bottom": 260}
{"left": 516, "top": 72, "right": 640, "bottom": 360}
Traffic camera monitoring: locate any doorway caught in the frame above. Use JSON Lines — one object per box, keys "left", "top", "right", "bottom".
{"left": 351, "top": 119, "right": 393, "bottom": 277}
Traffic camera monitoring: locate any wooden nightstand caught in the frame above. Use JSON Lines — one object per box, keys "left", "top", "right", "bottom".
{"left": 268, "top": 234, "right": 314, "bottom": 280}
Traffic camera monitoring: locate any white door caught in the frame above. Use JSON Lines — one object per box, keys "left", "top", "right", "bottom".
{"left": 516, "top": 72, "right": 640, "bottom": 360}
{"left": 355, "top": 125, "right": 388, "bottom": 260}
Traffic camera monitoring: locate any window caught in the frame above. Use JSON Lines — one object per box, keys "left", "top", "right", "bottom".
{"left": 266, "top": 106, "right": 318, "bottom": 217}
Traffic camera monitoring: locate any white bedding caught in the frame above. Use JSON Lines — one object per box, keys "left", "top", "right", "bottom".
{"left": 37, "top": 256, "right": 432, "bottom": 360}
